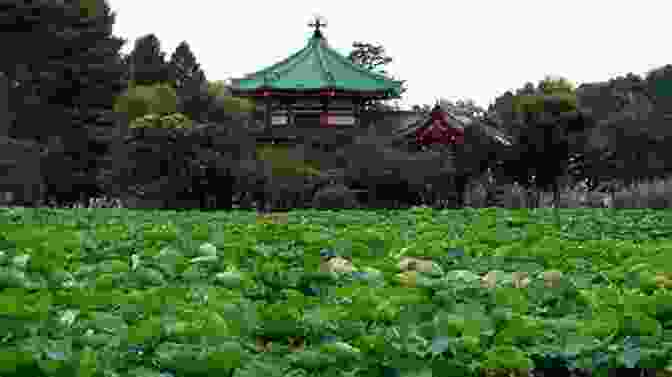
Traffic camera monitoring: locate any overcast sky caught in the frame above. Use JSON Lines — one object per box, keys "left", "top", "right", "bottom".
{"left": 109, "top": 0, "right": 670, "bottom": 110}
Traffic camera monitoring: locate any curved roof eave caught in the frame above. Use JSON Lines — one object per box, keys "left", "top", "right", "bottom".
{"left": 231, "top": 33, "right": 403, "bottom": 95}
{"left": 317, "top": 38, "right": 404, "bottom": 91}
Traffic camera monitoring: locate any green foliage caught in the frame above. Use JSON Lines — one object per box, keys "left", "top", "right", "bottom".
{"left": 311, "top": 184, "right": 359, "bottom": 210}
{"left": 2, "top": 0, "right": 126, "bottom": 141}
{"left": 207, "top": 80, "right": 256, "bottom": 114}
{"left": 128, "top": 113, "right": 194, "bottom": 130}
{"left": 114, "top": 83, "right": 179, "bottom": 121}
{"left": 537, "top": 75, "right": 576, "bottom": 95}
{"left": 0, "top": 207, "right": 671, "bottom": 375}
{"left": 206, "top": 80, "right": 228, "bottom": 97}
{"left": 496, "top": 75, "right": 584, "bottom": 201}
{"left": 216, "top": 95, "right": 256, "bottom": 114}
{"left": 78, "top": 0, "right": 104, "bottom": 18}
{"left": 348, "top": 42, "right": 393, "bottom": 74}
{"left": 168, "top": 41, "right": 206, "bottom": 92}
{"left": 126, "top": 34, "right": 172, "bottom": 86}
{"left": 513, "top": 91, "right": 577, "bottom": 116}
{"left": 511, "top": 76, "right": 578, "bottom": 116}
{"left": 167, "top": 41, "right": 210, "bottom": 121}
{"left": 255, "top": 144, "right": 323, "bottom": 178}
{"left": 347, "top": 41, "right": 407, "bottom": 109}
{"left": 646, "top": 64, "right": 672, "bottom": 98}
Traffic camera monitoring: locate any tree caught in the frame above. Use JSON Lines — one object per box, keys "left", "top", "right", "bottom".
{"left": 413, "top": 99, "right": 486, "bottom": 118}
{"left": 347, "top": 41, "right": 407, "bottom": 111}
{"left": 168, "top": 41, "right": 209, "bottom": 121}
{"left": 493, "top": 76, "right": 596, "bottom": 208}
{"left": 646, "top": 64, "right": 672, "bottom": 109}
{"left": 439, "top": 98, "right": 487, "bottom": 119}
{"left": 537, "top": 75, "right": 575, "bottom": 95}
{"left": 412, "top": 104, "right": 432, "bottom": 113}
{"left": 0, "top": 0, "right": 128, "bottom": 205}
{"left": 168, "top": 42, "right": 205, "bottom": 90}
{"left": 571, "top": 69, "right": 672, "bottom": 192}
{"left": 2, "top": 0, "right": 127, "bottom": 139}
{"left": 127, "top": 34, "right": 172, "bottom": 86}
{"left": 203, "top": 80, "right": 255, "bottom": 123}
{"left": 114, "top": 83, "right": 179, "bottom": 122}
{"left": 348, "top": 42, "right": 393, "bottom": 74}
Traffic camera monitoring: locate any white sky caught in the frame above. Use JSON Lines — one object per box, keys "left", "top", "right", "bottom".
{"left": 110, "top": 0, "right": 670, "bottom": 110}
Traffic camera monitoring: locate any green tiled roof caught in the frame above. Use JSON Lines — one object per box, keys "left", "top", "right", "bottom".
{"left": 230, "top": 29, "right": 403, "bottom": 98}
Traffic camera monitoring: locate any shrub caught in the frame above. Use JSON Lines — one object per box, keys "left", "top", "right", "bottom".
{"left": 612, "top": 175, "right": 672, "bottom": 209}
{"left": 44, "top": 196, "right": 124, "bottom": 209}
{"left": 311, "top": 184, "right": 359, "bottom": 210}
{"left": 129, "top": 113, "right": 194, "bottom": 130}
{"left": 114, "top": 83, "right": 179, "bottom": 122}
{"left": 255, "top": 144, "right": 323, "bottom": 178}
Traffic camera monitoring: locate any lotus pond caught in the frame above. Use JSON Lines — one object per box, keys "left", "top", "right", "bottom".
{"left": 1, "top": 206, "right": 672, "bottom": 377}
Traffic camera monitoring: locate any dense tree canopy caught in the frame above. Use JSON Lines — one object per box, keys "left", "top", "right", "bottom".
{"left": 1, "top": 0, "right": 670, "bottom": 209}
{"left": 168, "top": 41, "right": 209, "bottom": 121}
{"left": 572, "top": 70, "right": 672, "bottom": 189}
{"left": 169, "top": 42, "right": 205, "bottom": 91}
{"left": 490, "top": 75, "right": 597, "bottom": 206}
{"left": 203, "top": 80, "right": 255, "bottom": 123}
{"left": 114, "top": 83, "right": 179, "bottom": 122}
{"left": 1, "top": 0, "right": 127, "bottom": 141}
{"left": 348, "top": 41, "right": 406, "bottom": 111}
{"left": 127, "top": 34, "right": 172, "bottom": 87}
{"left": 0, "top": 0, "right": 129, "bottom": 205}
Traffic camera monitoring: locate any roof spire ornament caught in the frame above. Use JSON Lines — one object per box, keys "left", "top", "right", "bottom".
{"left": 308, "top": 14, "right": 327, "bottom": 39}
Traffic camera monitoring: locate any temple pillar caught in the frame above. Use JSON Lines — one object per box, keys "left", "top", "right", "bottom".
{"left": 287, "top": 100, "right": 295, "bottom": 128}
{"left": 264, "top": 97, "right": 272, "bottom": 132}
{"left": 0, "top": 73, "right": 9, "bottom": 137}
{"left": 353, "top": 98, "right": 361, "bottom": 128}
{"left": 321, "top": 97, "right": 329, "bottom": 127}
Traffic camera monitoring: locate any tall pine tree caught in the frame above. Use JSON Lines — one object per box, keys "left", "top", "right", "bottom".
{"left": 168, "top": 41, "right": 209, "bottom": 121}
{"left": 0, "top": 0, "right": 128, "bottom": 205}
{"left": 128, "top": 34, "right": 172, "bottom": 86}
{"left": 169, "top": 42, "right": 205, "bottom": 91}
{"left": 0, "top": 0, "right": 127, "bottom": 142}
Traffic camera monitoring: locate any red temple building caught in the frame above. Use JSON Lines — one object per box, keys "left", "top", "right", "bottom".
{"left": 413, "top": 104, "right": 466, "bottom": 146}
{"left": 394, "top": 103, "right": 512, "bottom": 151}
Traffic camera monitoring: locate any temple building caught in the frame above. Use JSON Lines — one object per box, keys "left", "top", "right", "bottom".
{"left": 394, "top": 103, "right": 513, "bottom": 151}
{"left": 230, "top": 17, "right": 403, "bottom": 144}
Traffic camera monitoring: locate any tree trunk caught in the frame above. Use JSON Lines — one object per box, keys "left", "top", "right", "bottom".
{"left": 454, "top": 175, "right": 468, "bottom": 208}
{"left": 552, "top": 180, "right": 561, "bottom": 208}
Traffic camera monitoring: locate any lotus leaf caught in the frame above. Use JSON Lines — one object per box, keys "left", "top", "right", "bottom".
{"left": 445, "top": 270, "right": 480, "bottom": 283}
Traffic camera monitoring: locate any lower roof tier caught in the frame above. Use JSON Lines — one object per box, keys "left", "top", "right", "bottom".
{"left": 230, "top": 88, "right": 398, "bottom": 100}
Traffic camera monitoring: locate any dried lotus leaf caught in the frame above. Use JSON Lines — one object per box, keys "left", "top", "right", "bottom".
{"left": 256, "top": 336, "right": 273, "bottom": 352}
{"left": 655, "top": 275, "right": 672, "bottom": 289}
{"left": 288, "top": 336, "right": 305, "bottom": 352}
{"left": 256, "top": 212, "right": 288, "bottom": 224}
{"left": 512, "top": 271, "right": 530, "bottom": 289}
{"left": 397, "top": 257, "right": 441, "bottom": 275}
{"left": 396, "top": 271, "right": 418, "bottom": 287}
{"left": 481, "top": 270, "right": 504, "bottom": 289}
{"left": 397, "top": 257, "right": 416, "bottom": 271}
{"left": 542, "top": 270, "right": 563, "bottom": 288}
{"left": 322, "top": 257, "right": 356, "bottom": 274}
{"left": 416, "top": 260, "right": 439, "bottom": 274}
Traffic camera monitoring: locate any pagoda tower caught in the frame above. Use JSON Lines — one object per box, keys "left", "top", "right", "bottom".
{"left": 230, "top": 16, "right": 403, "bottom": 142}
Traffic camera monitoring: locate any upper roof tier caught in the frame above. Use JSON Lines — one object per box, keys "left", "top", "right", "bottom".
{"left": 230, "top": 21, "right": 404, "bottom": 99}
